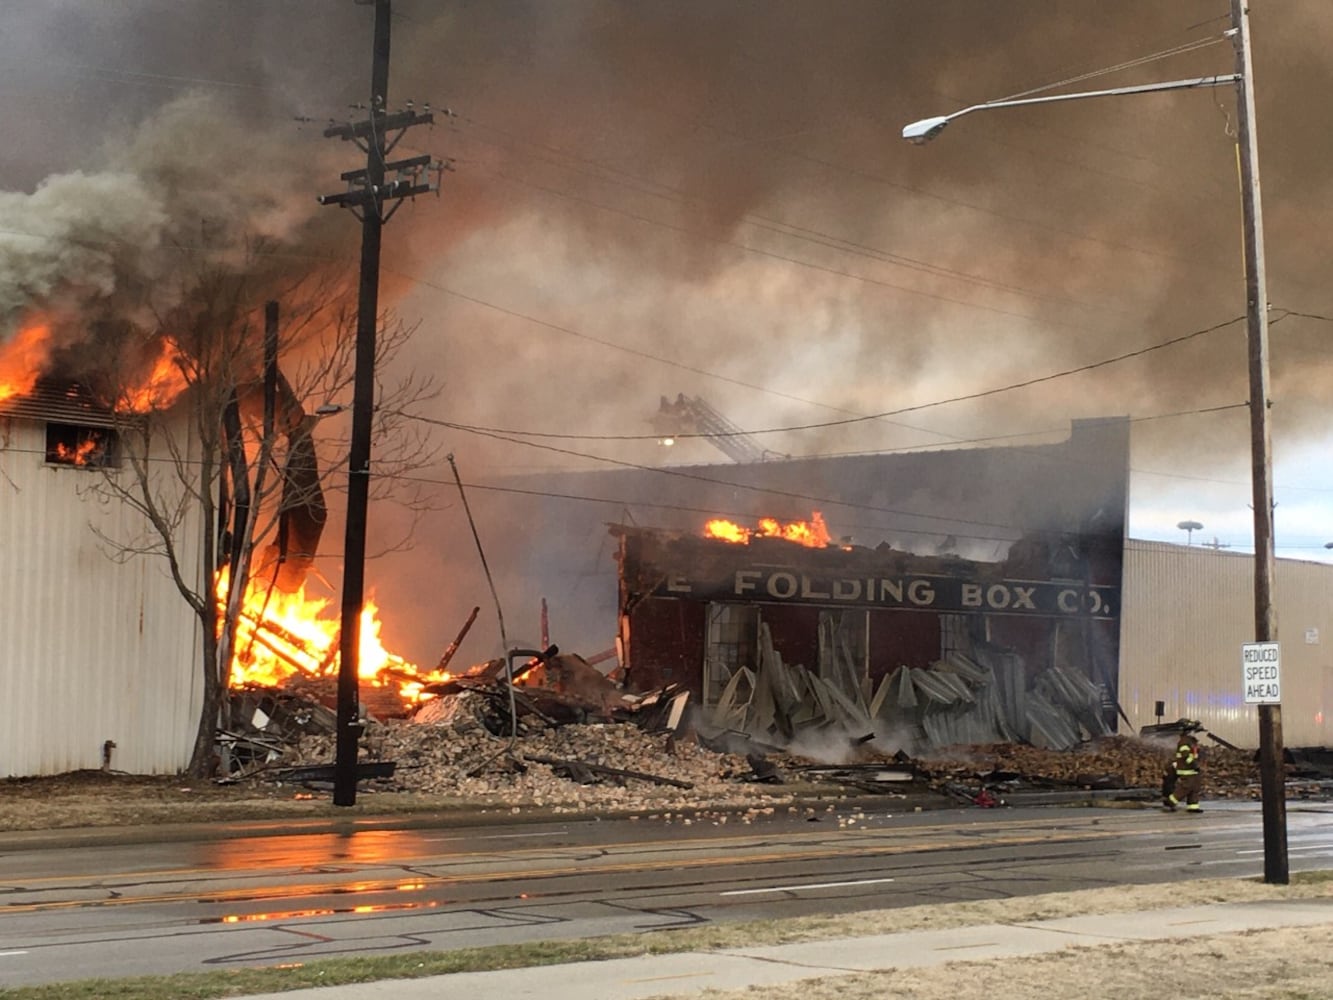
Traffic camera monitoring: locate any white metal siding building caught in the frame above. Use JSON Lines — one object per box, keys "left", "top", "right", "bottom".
{"left": 1120, "top": 540, "right": 1333, "bottom": 749}
{"left": 0, "top": 393, "right": 205, "bottom": 778}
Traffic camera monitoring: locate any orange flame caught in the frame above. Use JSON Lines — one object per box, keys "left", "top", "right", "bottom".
{"left": 0, "top": 321, "right": 52, "bottom": 404}
{"left": 53, "top": 438, "right": 102, "bottom": 466}
{"left": 703, "top": 519, "right": 751, "bottom": 544}
{"left": 118, "top": 338, "right": 189, "bottom": 413}
{"left": 704, "top": 511, "right": 831, "bottom": 548}
{"left": 219, "top": 568, "right": 448, "bottom": 705}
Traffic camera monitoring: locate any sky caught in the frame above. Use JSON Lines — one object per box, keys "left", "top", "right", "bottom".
{"left": 2, "top": 1, "right": 1331, "bottom": 660}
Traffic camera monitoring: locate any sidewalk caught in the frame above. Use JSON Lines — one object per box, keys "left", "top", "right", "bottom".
{"left": 234, "top": 897, "right": 1333, "bottom": 1000}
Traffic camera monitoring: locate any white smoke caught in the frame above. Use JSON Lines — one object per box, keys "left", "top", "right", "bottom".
{"left": 0, "top": 171, "right": 166, "bottom": 328}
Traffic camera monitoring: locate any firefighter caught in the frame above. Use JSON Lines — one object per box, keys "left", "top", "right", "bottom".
{"left": 1163, "top": 730, "right": 1203, "bottom": 813}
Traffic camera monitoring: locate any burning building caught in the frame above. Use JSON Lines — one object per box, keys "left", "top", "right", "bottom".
{"left": 612, "top": 516, "right": 1120, "bottom": 753}
{"left": 476, "top": 413, "right": 1332, "bottom": 752}
{"left": 0, "top": 308, "right": 449, "bottom": 778}
{"left": 464, "top": 417, "right": 1129, "bottom": 753}
{"left": 0, "top": 379, "right": 207, "bottom": 777}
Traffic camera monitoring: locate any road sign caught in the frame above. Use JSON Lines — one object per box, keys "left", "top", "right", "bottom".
{"left": 1242, "top": 641, "right": 1281, "bottom": 704}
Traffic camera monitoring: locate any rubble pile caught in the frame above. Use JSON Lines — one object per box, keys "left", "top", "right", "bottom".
{"left": 228, "top": 684, "right": 1328, "bottom": 811}
{"left": 917, "top": 736, "right": 1268, "bottom": 800}
{"left": 278, "top": 718, "right": 802, "bottom": 815}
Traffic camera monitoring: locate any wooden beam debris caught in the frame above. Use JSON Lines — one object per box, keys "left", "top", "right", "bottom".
{"left": 235, "top": 612, "right": 326, "bottom": 677}
{"left": 436, "top": 605, "right": 480, "bottom": 672}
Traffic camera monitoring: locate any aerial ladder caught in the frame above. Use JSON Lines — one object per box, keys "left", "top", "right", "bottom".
{"left": 652, "top": 393, "right": 779, "bottom": 464}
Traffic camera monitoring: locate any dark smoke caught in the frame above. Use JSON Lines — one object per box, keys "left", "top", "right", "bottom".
{"left": 4, "top": 2, "right": 1331, "bottom": 663}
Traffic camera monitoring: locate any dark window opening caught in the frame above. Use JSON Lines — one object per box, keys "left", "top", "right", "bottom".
{"left": 45, "top": 422, "right": 117, "bottom": 469}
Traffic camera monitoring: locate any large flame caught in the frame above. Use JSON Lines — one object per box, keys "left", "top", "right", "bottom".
{"left": 118, "top": 338, "right": 189, "bottom": 413}
{"left": 0, "top": 320, "right": 52, "bottom": 404}
{"left": 0, "top": 320, "right": 188, "bottom": 413}
{"left": 704, "top": 511, "right": 832, "bottom": 547}
{"left": 220, "top": 568, "right": 448, "bottom": 705}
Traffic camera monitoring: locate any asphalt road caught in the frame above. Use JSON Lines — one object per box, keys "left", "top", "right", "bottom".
{"left": 2, "top": 800, "right": 1331, "bottom": 988}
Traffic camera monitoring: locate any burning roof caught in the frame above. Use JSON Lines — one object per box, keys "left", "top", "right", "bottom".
{"left": 704, "top": 511, "right": 833, "bottom": 547}
{"left": 0, "top": 376, "right": 119, "bottom": 428}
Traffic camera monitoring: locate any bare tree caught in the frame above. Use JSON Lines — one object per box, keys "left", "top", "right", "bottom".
{"left": 82, "top": 250, "right": 437, "bottom": 776}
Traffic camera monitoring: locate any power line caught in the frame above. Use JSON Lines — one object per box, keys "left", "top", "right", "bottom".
{"left": 487, "top": 167, "right": 1086, "bottom": 331}
{"left": 996, "top": 35, "right": 1227, "bottom": 103}
{"left": 399, "top": 314, "right": 1247, "bottom": 443}
{"left": 452, "top": 122, "right": 1141, "bottom": 326}
{"left": 375, "top": 263, "right": 943, "bottom": 438}
{"left": 417, "top": 421, "right": 1069, "bottom": 540}
{"left": 3, "top": 401, "right": 1290, "bottom": 493}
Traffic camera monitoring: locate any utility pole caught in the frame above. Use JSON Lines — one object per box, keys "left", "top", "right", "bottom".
{"left": 1231, "top": 0, "right": 1287, "bottom": 884}
{"left": 320, "top": 0, "right": 440, "bottom": 807}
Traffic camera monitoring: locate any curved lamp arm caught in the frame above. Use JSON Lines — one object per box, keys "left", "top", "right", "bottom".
{"left": 902, "top": 74, "right": 1240, "bottom": 143}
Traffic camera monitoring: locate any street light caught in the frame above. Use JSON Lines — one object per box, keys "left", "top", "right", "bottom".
{"left": 1177, "top": 520, "right": 1204, "bottom": 546}
{"left": 904, "top": 0, "right": 1286, "bottom": 883}
{"left": 901, "top": 75, "right": 1238, "bottom": 144}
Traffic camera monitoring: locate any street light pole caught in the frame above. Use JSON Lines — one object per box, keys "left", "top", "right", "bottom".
{"left": 903, "top": 3, "right": 1287, "bottom": 882}
{"left": 1230, "top": 0, "right": 1287, "bottom": 885}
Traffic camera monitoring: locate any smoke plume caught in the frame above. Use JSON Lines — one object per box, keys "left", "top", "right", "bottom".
{"left": 5, "top": 1, "right": 1333, "bottom": 661}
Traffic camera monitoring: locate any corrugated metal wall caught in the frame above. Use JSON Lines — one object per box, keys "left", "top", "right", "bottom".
{"left": 1120, "top": 540, "right": 1333, "bottom": 749}
{"left": 0, "top": 418, "right": 204, "bottom": 777}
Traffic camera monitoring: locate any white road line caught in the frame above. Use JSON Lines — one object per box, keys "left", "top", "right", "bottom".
{"left": 0, "top": 950, "right": 29, "bottom": 957}
{"left": 721, "top": 877, "right": 895, "bottom": 897}
{"left": 1236, "top": 843, "right": 1333, "bottom": 855}
{"left": 423, "top": 832, "right": 568, "bottom": 842}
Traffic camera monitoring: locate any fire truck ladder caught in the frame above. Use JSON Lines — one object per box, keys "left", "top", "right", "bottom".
{"left": 655, "top": 393, "right": 775, "bottom": 464}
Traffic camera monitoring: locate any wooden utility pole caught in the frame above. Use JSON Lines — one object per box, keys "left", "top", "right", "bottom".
{"left": 320, "top": 0, "right": 439, "bottom": 807}
{"left": 1231, "top": 0, "right": 1287, "bottom": 884}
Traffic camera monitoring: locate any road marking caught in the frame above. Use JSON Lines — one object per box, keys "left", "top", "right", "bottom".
{"left": 0, "top": 950, "right": 29, "bottom": 957}
{"left": 1, "top": 827, "right": 1142, "bottom": 914}
{"left": 721, "top": 877, "right": 895, "bottom": 896}
{"left": 423, "top": 832, "right": 568, "bottom": 842}
{"left": 1236, "top": 843, "right": 1333, "bottom": 855}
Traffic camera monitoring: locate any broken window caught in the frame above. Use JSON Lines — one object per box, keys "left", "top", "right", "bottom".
{"left": 703, "top": 603, "right": 759, "bottom": 707}
{"left": 817, "top": 609, "right": 868, "bottom": 692}
{"left": 44, "top": 422, "right": 117, "bottom": 469}
{"left": 940, "top": 612, "right": 978, "bottom": 658}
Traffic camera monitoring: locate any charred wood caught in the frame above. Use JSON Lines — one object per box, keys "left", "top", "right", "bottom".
{"left": 436, "top": 606, "right": 480, "bottom": 672}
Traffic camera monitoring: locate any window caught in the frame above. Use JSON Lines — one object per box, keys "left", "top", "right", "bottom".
{"left": 818, "top": 608, "right": 868, "bottom": 688}
{"left": 703, "top": 603, "right": 759, "bottom": 707}
{"left": 940, "top": 613, "right": 976, "bottom": 658}
{"left": 45, "top": 422, "right": 117, "bottom": 469}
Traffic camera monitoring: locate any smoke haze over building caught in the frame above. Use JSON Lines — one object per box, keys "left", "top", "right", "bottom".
{"left": 2, "top": 1, "right": 1331, "bottom": 661}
